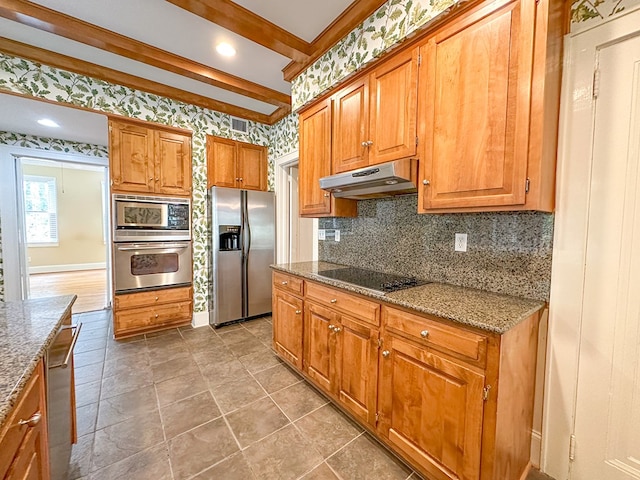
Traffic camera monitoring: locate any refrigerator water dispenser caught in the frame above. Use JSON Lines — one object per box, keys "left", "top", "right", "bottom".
{"left": 219, "top": 225, "right": 240, "bottom": 251}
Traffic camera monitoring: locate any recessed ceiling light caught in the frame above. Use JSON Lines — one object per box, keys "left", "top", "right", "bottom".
{"left": 37, "top": 118, "right": 60, "bottom": 128}
{"left": 216, "top": 42, "right": 236, "bottom": 57}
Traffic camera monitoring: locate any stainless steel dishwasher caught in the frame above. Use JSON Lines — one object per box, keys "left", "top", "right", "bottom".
{"left": 47, "top": 319, "right": 82, "bottom": 480}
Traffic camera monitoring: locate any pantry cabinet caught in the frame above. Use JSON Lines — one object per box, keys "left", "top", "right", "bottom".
{"left": 272, "top": 270, "right": 541, "bottom": 480}
{"left": 206, "top": 135, "right": 267, "bottom": 191}
{"left": 109, "top": 119, "right": 192, "bottom": 197}
{"left": 113, "top": 286, "right": 193, "bottom": 339}
{"left": 417, "top": 0, "right": 562, "bottom": 212}
{"left": 298, "top": 99, "right": 357, "bottom": 217}
{"left": 332, "top": 47, "right": 419, "bottom": 174}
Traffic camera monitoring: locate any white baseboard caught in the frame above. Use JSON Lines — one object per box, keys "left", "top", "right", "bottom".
{"left": 192, "top": 310, "right": 209, "bottom": 328}
{"left": 29, "top": 262, "right": 106, "bottom": 274}
{"left": 531, "top": 429, "right": 542, "bottom": 468}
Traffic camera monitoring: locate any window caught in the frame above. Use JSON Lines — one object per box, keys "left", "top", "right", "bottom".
{"left": 23, "top": 175, "right": 58, "bottom": 245}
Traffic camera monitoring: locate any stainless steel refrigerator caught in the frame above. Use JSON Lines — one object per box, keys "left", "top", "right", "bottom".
{"left": 208, "top": 186, "right": 275, "bottom": 327}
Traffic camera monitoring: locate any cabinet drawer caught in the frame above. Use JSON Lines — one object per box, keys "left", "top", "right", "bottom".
{"left": 0, "top": 361, "right": 45, "bottom": 479}
{"left": 382, "top": 306, "right": 487, "bottom": 365}
{"left": 306, "top": 282, "right": 380, "bottom": 326}
{"left": 273, "top": 272, "right": 304, "bottom": 296}
{"left": 115, "top": 286, "right": 193, "bottom": 309}
{"left": 115, "top": 301, "right": 192, "bottom": 333}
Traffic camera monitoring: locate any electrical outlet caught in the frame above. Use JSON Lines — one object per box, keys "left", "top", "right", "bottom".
{"left": 318, "top": 229, "right": 326, "bottom": 240}
{"left": 455, "top": 233, "right": 468, "bottom": 252}
{"left": 335, "top": 230, "right": 340, "bottom": 242}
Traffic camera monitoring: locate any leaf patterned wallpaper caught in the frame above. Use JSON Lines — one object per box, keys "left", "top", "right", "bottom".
{"left": 0, "top": 52, "right": 272, "bottom": 311}
{"left": 570, "top": 0, "right": 640, "bottom": 31}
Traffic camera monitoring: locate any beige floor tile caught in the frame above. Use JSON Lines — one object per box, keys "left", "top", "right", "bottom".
{"left": 74, "top": 362, "right": 104, "bottom": 386}
{"left": 300, "top": 462, "right": 341, "bottom": 479}
{"left": 155, "top": 370, "right": 208, "bottom": 406}
{"left": 102, "top": 351, "right": 149, "bottom": 379}
{"left": 100, "top": 364, "right": 154, "bottom": 400}
{"left": 151, "top": 355, "right": 200, "bottom": 383}
{"left": 76, "top": 402, "right": 98, "bottom": 437}
{"left": 96, "top": 385, "right": 157, "bottom": 430}
{"left": 225, "top": 397, "right": 290, "bottom": 448}
{"left": 253, "top": 363, "right": 301, "bottom": 394}
{"left": 295, "top": 403, "right": 363, "bottom": 458}
{"left": 160, "top": 390, "right": 221, "bottom": 439}
{"left": 74, "top": 349, "right": 107, "bottom": 367}
{"left": 88, "top": 443, "right": 172, "bottom": 480}
{"left": 68, "top": 433, "right": 94, "bottom": 480}
{"left": 326, "top": 434, "right": 412, "bottom": 480}
{"left": 199, "top": 358, "right": 249, "bottom": 388}
{"left": 209, "top": 375, "right": 267, "bottom": 413}
{"left": 147, "top": 341, "right": 190, "bottom": 365}
{"left": 168, "top": 417, "right": 239, "bottom": 480}
{"left": 192, "top": 452, "right": 257, "bottom": 479}
{"left": 243, "top": 424, "right": 323, "bottom": 480}
{"left": 238, "top": 347, "right": 282, "bottom": 373}
{"left": 271, "top": 381, "right": 328, "bottom": 421}
{"left": 75, "top": 380, "right": 101, "bottom": 407}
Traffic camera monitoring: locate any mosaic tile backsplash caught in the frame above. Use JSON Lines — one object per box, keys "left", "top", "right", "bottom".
{"left": 318, "top": 195, "right": 554, "bottom": 301}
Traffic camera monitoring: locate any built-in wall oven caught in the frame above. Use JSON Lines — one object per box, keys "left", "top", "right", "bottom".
{"left": 113, "top": 194, "right": 192, "bottom": 293}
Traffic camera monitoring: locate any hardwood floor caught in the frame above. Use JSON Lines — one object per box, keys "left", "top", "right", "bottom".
{"left": 29, "top": 269, "right": 108, "bottom": 313}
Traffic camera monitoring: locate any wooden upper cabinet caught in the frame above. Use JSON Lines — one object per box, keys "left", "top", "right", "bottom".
{"left": 207, "top": 135, "right": 268, "bottom": 191}
{"left": 109, "top": 119, "right": 192, "bottom": 197}
{"left": 418, "top": 0, "right": 538, "bottom": 211}
{"left": 155, "top": 130, "right": 192, "bottom": 196}
{"left": 110, "top": 121, "right": 155, "bottom": 194}
{"left": 369, "top": 47, "right": 419, "bottom": 166}
{"left": 332, "top": 47, "right": 419, "bottom": 174}
{"left": 238, "top": 142, "right": 267, "bottom": 191}
{"left": 299, "top": 99, "right": 357, "bottom": 217}
{"left": 332, "top": 78, "right": 370, "bottom": 173}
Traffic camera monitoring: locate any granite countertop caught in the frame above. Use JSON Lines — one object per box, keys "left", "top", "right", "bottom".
{"left": 0, "top": 295, "right": 76, "bottom": 428}
{"left": 271, "top": 262, "right": 545, "bottom": 334}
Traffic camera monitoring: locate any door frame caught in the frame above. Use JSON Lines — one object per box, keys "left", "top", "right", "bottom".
{"left": 543, "top": 6, "right": 640, "bottom": 478}
{"left": 274, "top": 150, "right": 318, "bottom": 264}
{"left": 0, "top": 144, "right": 111, "bottom": 303}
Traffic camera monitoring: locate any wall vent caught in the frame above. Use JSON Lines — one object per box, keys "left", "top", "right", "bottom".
{"left": 231, "top": 117, "right": 248, "bottom": 134}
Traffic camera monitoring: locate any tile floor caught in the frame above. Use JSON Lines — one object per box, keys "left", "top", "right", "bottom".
{"left": 69, "top": 309, "right": 554, "bottom": 480}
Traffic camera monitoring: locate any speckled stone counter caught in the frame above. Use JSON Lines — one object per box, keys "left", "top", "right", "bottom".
{"left": 271, "top": 262, "right": 544, "bottom": 334}
{"left": 0, "top": 295, "right": 76, "bottom": 427}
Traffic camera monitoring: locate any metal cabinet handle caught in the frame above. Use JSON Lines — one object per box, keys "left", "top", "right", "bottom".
{"left": 422, "top": 179, "right": 430, "bottom": 186}
{"left": 155, "top": 296, "right": 159, "bottom": 301}
{"left": 382, "top": 350, "right": 390, "bottom": 358}
{"left": 420, "top": 330, "right": 429, "bottom": 338}
{"left": 330, "top": 299, "right": 337, "bottom": 304}
{"left": 236, "top": 177, "right": 240, "bottom": 181}
{"left": 238, "top": 178, "right": 243, "bottom": 182}
{"left": 361, "top": 140, "right": 373, "bottom": 147}
{"left": 324, "top": 193, "right": 330, "bottom": 198}
{"left": 281, "top": 281, "right": 288, "bottom": 285}
{"left": 50, "top": 323, "right": 82, "bottom": 369}
{"left": 333, "top": 327, "right": 342, "bottom": 333}
{"left": 295, "top": 310, "right": 302, "bottom": 315}
{"left": 18, "top": 412, "right": 42, "bottom": 428}
{"left": 329, "top": 324, "right": 335, "bottom": 331}
{"left": 149, "top": 177, "right": 154, "bottom": 181}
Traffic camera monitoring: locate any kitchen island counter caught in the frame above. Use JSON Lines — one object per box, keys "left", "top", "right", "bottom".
{"left": 0, "top": 295, "right": 76, "bottom": 427}
{"left": 271, "top": 261, "right": 544, "bottom": 334}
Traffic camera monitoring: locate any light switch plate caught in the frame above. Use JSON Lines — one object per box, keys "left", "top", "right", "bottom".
{"left": 335, "top": 230, "right": 340, "bottom": 242}
{"left": 318, "top": 229, "right": 326, "bottom": 240}
{"left": 455, "top": 233, "right": 468, "bottom": 252}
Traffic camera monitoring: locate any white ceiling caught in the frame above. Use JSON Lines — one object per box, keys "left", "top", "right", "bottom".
{"left": 0, "top": 0, "right": 358, "bottom": 146}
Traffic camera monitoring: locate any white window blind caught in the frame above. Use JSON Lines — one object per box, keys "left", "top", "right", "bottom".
{"left": 23, "top": 175, "right": 58, "bottom": 245}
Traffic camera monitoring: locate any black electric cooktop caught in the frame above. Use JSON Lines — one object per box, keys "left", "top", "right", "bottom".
{"left": 316, "top": 267, "right": 427, "bottom": 294}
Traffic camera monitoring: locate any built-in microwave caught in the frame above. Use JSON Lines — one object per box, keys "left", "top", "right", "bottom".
{"left": 113, "top": 194, "right": 191, "bottom": 242}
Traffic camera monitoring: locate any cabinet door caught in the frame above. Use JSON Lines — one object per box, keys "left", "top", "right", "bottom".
{"left": 335, "top": 315, "right": 379, "bottom": 426}
{"left": 369, "top": 47, "right": 418, "bottom": 166}
{"left": 299, "top": 99, "right": 332, "bottom": 215}
{"left": 207, "top": 136, "right": 238, "bottom": 189}
{"left": 304, "top": 301, "right": 339, "bottom": 394}
{"left": 378, "top": 334, "right": 485, "bottom": 480}
{"left": 418, "top": 0, "right": 534, "bottom": 211}
{"left": 155, "top": 131, "right": 192, "bottom": 196}
{"left": 238, "top": 142, "right": 267, "bottom": 191}
{"left": 332, "top": 78, "right": 369, "bottom": 173}
{"left": 109, "top": 121, "right": 154, "bottom": 193}
{"left": 272, "top": 289, "right": 304, "bottom": 369}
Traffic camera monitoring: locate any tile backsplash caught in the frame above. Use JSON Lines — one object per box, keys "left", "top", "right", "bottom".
{"left": 318, "top": 195, "right": 554, "bottom": 301}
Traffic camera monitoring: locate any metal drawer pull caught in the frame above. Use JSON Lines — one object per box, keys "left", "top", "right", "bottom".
{"left": 333, "top": 327, "right": 342, "bottom": 333}
{"left": 295, "top": 310, "right": 302, "bottom": 315}
{"left": 18, "top": 412, "right": 42, "bottom": 427}
{"left": 328, "top": 324, "right": 335, "bottom": 331}
{"left": 281, "top": 281, "right": 288, "bottom": 285}
{"left": 324, "top": 193, "right": 330, "bottom": 197}
{"left": 420, "top": 330, "right": 429, "bottom": 338}
{"left": 330, "top": 299, "right": 337, "bottom": 304}
{"left": 50, "top": 323, "right": 82, "bottom": 369}
{"left": 382, "top": 350, "right": 390, "bottom": 358}
{"left": 422, "top": 179, "right": 430, "bottom": 186}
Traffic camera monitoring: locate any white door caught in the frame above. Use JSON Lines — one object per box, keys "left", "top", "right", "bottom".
{"left": 572, "top": 33, "right": 640, "bottom": 480}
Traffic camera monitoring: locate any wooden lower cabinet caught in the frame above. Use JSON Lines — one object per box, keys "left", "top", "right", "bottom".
{"left": 0, "top": 361, "right": 49, "bottom": 480}
{"left": 272, "top": 288, "right": 304, "bottom": 369}
{"left": 377, "top": 333, "right": 485, "bottom": 480}
{"left": 113, "top": 286, "right": 193, "bottom": 339}
{"left": 272, "top": 272, "right": 541, "bottom": 480}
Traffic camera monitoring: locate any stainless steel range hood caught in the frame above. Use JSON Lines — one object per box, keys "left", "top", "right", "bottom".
{"left": 319, "top": 159, "right": 417, "bottom": 199}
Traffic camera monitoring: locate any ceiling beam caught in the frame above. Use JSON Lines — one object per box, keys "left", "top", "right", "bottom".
{"left": 0, "top": 0, "right": 291, "bottom": 109}
{"left": 282, "top": 0, "right": 389, "bottom": 82}
{"left": 167, "top": 0, "right": 312, "bottom": 62}
{"left": 0, "top": 37, "right": 289, "bottom": 125}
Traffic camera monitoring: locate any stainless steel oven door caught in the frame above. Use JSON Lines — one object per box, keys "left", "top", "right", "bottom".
{"left": 114, "top": 242, "right": 192, "bottom": 293}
